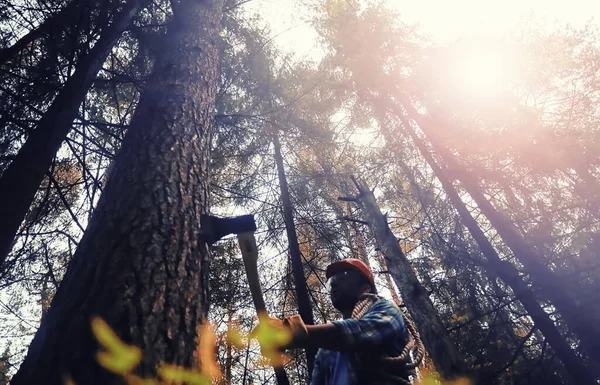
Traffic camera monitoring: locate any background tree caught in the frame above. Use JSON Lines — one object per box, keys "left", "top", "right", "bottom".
{"left": 0, "top": 0, "right": 153, "bottom": 267}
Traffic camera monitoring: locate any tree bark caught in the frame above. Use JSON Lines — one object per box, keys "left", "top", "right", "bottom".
{"left": 0, "top": 0, "right": 146, "bottom": 269}
{"left": 272, "top": 131, "right": 317, "bottom": 374}
{"left": 395, "top": 110, "right": 599, "bottom": 384}
{"left": 400, "top": 102, "right": 600, "bottom": 369}
{"left": 11, "top": 1, "right": 223, "bottom": 384}
{"left": 351, "top": 177, "right": 468, "bottom": 380}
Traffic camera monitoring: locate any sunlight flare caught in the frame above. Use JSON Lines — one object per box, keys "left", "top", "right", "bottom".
{"left": 449, "top": 44, "right": 518, "bottom": 98}
{"left": 459, "top": 51, "right": 510, "bottom": 95}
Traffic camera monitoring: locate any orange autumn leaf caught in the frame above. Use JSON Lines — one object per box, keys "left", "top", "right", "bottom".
{"left": 63, "top": 374, "right": 76, "bottom": 385}
{"left": 197, "top": 322, "right": 222, "bottom": 380}
{"left": 91, "top": 317, "right": 142, "bottom": 375}
{"left": 158, "top": 363, "right": 211, "bottom": 385}
{"left": 125, "top": 374, "right": 160, "bottom": 385}
{"left": 250, "top": 313, "right": 292, "bottom": 367}
{"left": 226, "top": 320, "right": 246, "bottom": 350}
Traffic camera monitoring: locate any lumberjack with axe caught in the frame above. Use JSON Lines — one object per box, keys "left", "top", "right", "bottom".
{"left": 202, "top": 214, "right": 416, "bottom": 385}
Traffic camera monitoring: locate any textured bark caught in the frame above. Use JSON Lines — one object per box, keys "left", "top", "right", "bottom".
{"left": 11, "top": 0, "right": 223, "bottom": 384}
{"left": 272, "top": 132, "right": 317, "bottom": 374}
{"left": 400, "top": 103, "right": 600, "bottom": 370}
{"left": 0, "top": 0, "right": 146, "bottom": 270}
{"left": 399, "top": 115, "right": 598, "bottom": 384}
{"left": 352, "top": 178, "right": 468, "bottom": 380}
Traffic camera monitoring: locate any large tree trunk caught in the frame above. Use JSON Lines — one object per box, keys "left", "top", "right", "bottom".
{"left": 11, "top": 1, "right": 223, "bottom": 384}
{"left": 272, "top": 131, "right": 317, "bottom": 374}
{"left": 0, "top": 0, "right": 145, "bottom": 269}
{"left": 395, "top": 110, "right": 599, "bottom": 384}
{"left": 399, "top": 102, "right": 600, "bottom": 369}
{"left": 350, "top": 177, "right": 468, "bottom": 380}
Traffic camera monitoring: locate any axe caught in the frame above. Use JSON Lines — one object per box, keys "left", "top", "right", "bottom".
{"left": 201, "top": 214, "right": 290, "bottom": 385}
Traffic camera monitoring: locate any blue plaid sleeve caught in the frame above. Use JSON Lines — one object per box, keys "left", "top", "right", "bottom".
{"left": 331, "top": 299, "right": 406, "bottom": 348}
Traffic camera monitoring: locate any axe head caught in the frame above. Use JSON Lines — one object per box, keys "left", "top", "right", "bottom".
{"left": 200, "top": 214, "right": 257, "bottom": 245}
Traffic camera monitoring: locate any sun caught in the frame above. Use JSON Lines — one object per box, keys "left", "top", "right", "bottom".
{"left": 430, "top": 39, "right": 521, "bottom": 102}
{"left": 458, "top": 51, "right": 510, "bottom": 96}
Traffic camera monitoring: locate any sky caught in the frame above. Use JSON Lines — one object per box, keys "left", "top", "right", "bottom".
{"left": 245, "top": 0, "right": 599, "bottom": 59}
{"left": 242, "top": 0, "right": 600, "bottom": 146}
{"left": 394, "top": 0, "right": 598, "bottom": 41}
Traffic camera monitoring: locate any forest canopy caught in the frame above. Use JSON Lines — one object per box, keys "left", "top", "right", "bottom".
{"left": 0, "top": 0, "right": 599, "bottom": 384}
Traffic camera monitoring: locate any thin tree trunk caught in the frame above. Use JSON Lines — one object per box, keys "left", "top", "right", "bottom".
{"left": 350, "top": 177, "right": 468, "bottom": 380}
{"left": 485, "top": 275, "right": 538, "bottom": 380}
{"left": 397, "top": 112, "right": 599, "bottom": 384}
{"left": 0, "top": 0, "right": 145, "bottom": 269}
{"left": 402, "top": 155, "right": 533, "bottom": 380}
{"left": 339, "top": 179, "right": 369, "bottom": 262}
{"left": 375, "top": 250, "right": 402, "bottom": 306}
{"left": 0, "top": 0, "right": 85, "bottom": 66}
{"left": 401, "top": 104, "right": 600, "bottom": 369}
{"left": 272, "top": 131, "right": 317, "bottom": 375}
{"left": 327, "top": 183, "right": 358, "bottom": 257}
{"left": 225, "top": 309, "right": 233, "bottom": 384}
{"left": 349, "top": 211, "right": 369, "bottom": 262}
{"left": 11, "top": 1, "right": 223, "bottom": 384}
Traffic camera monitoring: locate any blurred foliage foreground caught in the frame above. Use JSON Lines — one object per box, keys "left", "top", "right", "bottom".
{"left": 81, "top": 315, "right": 470, "bottom": 385}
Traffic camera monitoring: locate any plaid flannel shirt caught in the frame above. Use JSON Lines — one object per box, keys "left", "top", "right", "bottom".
{"left": 310, "top": 296, "right": 410, "bottom": 385}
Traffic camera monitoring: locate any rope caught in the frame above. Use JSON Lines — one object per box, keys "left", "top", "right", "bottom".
{"left": 351, "top": 293, "right": 425, "bottom": 384}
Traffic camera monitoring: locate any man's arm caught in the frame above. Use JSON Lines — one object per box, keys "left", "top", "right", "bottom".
{"left": 330, "top": 300, "right": 407, "bottom": 348}
{"left": 294, "top": 300, "right": 407, "bottom": 351}
{"left": 305, "top": 323, "right": 346, "bottom": 350}
{"left": 280, "top": 316, "right": 346, "bottom": 350}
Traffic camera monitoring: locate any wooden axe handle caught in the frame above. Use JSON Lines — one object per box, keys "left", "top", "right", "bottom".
{"left": 237, "top": 231, "right": 267, "bottom": 314}
{"left": 237, "top": 231, "right": 290, "bottom": 385}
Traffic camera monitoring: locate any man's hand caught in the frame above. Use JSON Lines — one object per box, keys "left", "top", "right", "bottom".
{"left": 250, "top": 315, "right": 308, "bottom": 351}
{"left": 251, "top": 314, "right": 348, "bottom": 358}
{"left": 282, "top": 315, "right": 309, "bottom": 348}
{"left": 249, "top": 314, "right": 292, "bottom": 367}
{"left": 249, "top": 314, "right": 310, "bottom": 367}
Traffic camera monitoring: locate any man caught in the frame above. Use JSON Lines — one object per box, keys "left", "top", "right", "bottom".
{"left": 273, "top": 258, "right": 413, "bottom": 384}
